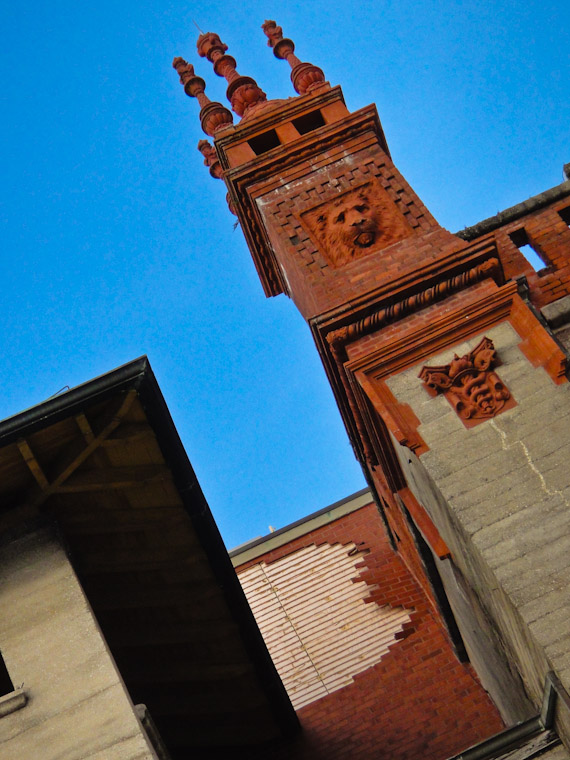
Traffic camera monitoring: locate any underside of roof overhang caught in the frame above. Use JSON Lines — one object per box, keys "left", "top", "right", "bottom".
{"left": 0, "top": 357, "right": 298, "bottom": 758}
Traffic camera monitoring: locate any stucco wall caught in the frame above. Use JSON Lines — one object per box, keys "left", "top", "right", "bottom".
{"left": 386, "top": 321, "right": 570, "bottom": 745}
{"left": 0, "top": 526, "right": 157, "bottom": 760}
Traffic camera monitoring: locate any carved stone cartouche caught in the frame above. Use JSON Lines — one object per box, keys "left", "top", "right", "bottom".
{"left": 419, "top": 337, "right": 512, "bottom": 423}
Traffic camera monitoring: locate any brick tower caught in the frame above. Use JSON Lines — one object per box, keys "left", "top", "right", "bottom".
{"left": 174, "top": 21, "right": 570, "bottom": 759}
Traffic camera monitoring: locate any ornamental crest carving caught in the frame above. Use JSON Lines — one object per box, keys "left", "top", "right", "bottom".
{"left": 299, "top": 181, "right": 413, "bottom": 268}
{"left": 419, "top": 338, "right": 515, "bottom": 426}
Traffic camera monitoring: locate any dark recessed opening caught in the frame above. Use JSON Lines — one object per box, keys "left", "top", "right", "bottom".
{"left": 247, "top": 129, "right": 281, "bottom": 155}
{"left": 558, "top": 206, "right": 570, "bottom": 226}
{"left": 402, "top": 505, "right": 469, "bottom": 663}
{"left": 509, "top": 228, "right": 548, "bottom": 271}
{"left": 509, "top": 227, "right": 529, "bottom": 247}
{"left": 0, "top": 651, "right": 14, "bottom": 697}
{"left": 292, "top": 110, "right": 325, "bottom": 135}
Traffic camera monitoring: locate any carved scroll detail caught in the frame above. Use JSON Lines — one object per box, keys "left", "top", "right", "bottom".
{"left": 419, "top": 337, "right": 513, "bottom": 422}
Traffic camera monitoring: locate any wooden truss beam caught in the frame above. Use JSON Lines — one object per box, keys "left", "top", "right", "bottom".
{"left": 18, "top": 390, "right": 138, "bottom": 509}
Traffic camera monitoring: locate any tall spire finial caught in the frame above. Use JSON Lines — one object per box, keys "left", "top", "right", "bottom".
{"left": 172, "top": 56, "right": 233, "bottom": 136}
{"left": 196, "top": 32, "right": 266, "bottom": 118}
{"left": 197, "top": 139, "right": 236, "bottom": 215}
{"left": 261, "top": 20, "right": 325, "bottom": 95}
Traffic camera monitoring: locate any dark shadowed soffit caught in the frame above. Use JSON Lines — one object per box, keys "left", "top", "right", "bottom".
{"left": 0, "top": 357, "right": 298, "bottom": 758}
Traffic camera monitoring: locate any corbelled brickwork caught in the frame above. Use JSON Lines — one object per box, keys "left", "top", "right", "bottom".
{"left": 234, "top": 503, "right": 503, "bottom": 760}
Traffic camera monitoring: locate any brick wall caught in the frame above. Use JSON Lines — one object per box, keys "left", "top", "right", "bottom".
{"left": 471, "top": 199, "right": 570, "bottom": 309}
{"left": 256, "top": 136, "right": 462, "bottom": 320}
{"left": 224, "top": 79, "right": 570, "bottom": 757}
{"left": 235, "top": 503, "right": 503, "bottom": 760}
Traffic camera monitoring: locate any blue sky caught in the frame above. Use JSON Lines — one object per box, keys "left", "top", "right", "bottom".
{"left": 2, "top": 1, "right": 568, "bottom": 548}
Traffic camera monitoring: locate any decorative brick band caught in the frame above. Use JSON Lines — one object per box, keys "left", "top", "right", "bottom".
{"left": 326, "top": 258, "right": 501, "bottom": 360}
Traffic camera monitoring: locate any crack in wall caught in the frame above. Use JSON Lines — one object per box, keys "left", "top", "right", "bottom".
{"left": 490, "top": 419, "right": 570, "bottom": 507}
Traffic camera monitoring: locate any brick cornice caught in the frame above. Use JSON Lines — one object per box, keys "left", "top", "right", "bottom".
{"left": 456, "top": 180, "right": 570, "bottom": 241}
{"left": 326, "top": 257, "right": 502, "bottom": 363}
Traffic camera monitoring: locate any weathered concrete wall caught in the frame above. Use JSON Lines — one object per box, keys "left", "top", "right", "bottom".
{"left": 0, "top": 527, "right": 157, "bottom": 760}
{"left": 386, "top": 321, "right": 570, "bottom": 746}
{"left": 433, "top": 549, "right": 534, "bottom": 725}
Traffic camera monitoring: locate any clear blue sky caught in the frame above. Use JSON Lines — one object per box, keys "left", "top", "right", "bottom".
{"left": 2, "top": 1, "right": 568, "bottom": 548}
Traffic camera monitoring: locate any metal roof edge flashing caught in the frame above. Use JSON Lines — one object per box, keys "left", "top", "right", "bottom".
{"left": 0, "top": 356, "right": 150, "bottom": 447}
{"left": 230, "top": 487, "right": 373, "bottom": 564}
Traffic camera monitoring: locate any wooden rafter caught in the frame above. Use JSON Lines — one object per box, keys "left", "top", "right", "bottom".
{"left": 74, "top": 410, "right": 135, "bottom": 512}
{"left": 29, "top": 390, "right": 138, "bottom": 509}
{"left": 56, "top": 465, "right": 169, "bottom": 493}
{"left": 75, "top": 413, "right": 95, "bottom": 444}
{"left": 100, "top": 423, "right": 154, "bottom": 447}
{"left": 17, "top": 439, "right": 50, "bottom": 490}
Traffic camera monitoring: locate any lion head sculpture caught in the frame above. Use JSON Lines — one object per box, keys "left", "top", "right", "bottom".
{"left": 316, "top": 191, "right": 378, "bottom": 260}
{"left": 300, "top": 183, "right": 413, "bottom": 268}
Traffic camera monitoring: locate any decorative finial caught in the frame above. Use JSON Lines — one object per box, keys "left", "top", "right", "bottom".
{"left": 196, "top": 32, "right": 267, "bottom": 117}
{"left": 197, "top": 139, "right": 223, "bottom": 179}
{"left": 197, "top": 140, "right": 236, "bottom": 215}
{"left": 261, "top": 20, "right": 325, "bottom": 95}
{"left": 172, "top": 56, "right": 233, "bottom": 136}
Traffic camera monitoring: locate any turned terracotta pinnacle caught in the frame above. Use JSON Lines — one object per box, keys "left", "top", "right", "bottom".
{"left": 261, "top": 20, "right": 325, "bottom": 95}
{"left": 172, "top": 56, "right": 233, "bottom": 136}
{"left": 196, "top": 31, "right": 267, "bottom": 118}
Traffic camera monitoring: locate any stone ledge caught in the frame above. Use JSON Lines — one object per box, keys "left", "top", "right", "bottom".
{"left": 0, "top": 688, "right": 27, "bottom": 719}
{"left": 542, "top": 295, "right": 570, "bottom": 329}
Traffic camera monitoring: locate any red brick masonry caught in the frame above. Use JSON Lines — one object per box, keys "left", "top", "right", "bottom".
{"left": 235, "top": 502, "right": 503, "bottom": 760}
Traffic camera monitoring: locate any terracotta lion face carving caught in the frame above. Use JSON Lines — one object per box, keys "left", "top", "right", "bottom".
{"left": 317, "top": 192, "right": 379, "bottom": 258}
{"left": 300, "top": 183, "right": 413, "bottom": 268}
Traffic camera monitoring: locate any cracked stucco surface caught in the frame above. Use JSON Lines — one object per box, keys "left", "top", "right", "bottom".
{"left": 387, "top": 322, "right": 570, "bottom": 712}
